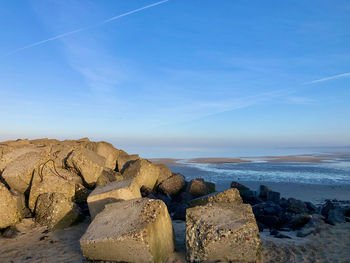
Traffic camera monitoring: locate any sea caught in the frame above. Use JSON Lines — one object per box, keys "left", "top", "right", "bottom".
{"left": 165, "top": 148, "right": 350, "bottom": 186}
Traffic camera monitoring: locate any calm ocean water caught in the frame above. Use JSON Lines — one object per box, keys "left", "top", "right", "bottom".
{"left": 168, "top": 154, "right": 350, "bottom": 185}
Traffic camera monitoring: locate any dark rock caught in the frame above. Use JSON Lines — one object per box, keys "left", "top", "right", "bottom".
{"left": 290, "top": 214, "right": 311, "bottom": 230}
{"left": 270, "top": 229, "right": 279, "bottom": 236}
{"left": 259, "top": 215, "right": 280, "bottom": 229}
{"left": 158, "top": 173, "right": 185, "bottom": 197}
{"left": 205, "top": 181, "right": 216, "bottom": 194}
{"left": 297, "top": 228, "right": 315, "bottom": 237}
{"left": 275, "top": 233, "right": 292, "bottom": 239}
{"left": 171, "top": 202, "right": 188, "bottom": 220}
{"left": 305, "top": 202, "right": 317, "bottom": 213}
{"left": 1, "top": 226, "right": 20, "bottom": 238}
{"left": 173, "top": 192, "right": 193, "bottom": 204}
{"left": 186, "top": 178, "right": 209, "bottom": 198}
{"left": 259, "top": 185, "right": 272, "bottom": 200}
{"left": 241, "top": 190, "right": 261, "bottom": 205}
{"left": 266, "top": 191, "right": 280, "bottom": 203}
{"left": 326, "top": 208, "right": 346, "bottom": 225}
{"left": 321, "top": 200, "right": 335, "bottom": 217}
{"left": 230, "top": 181, "right": 250, "bottom": 191}
{"left": 287, "top": 198, "right": 307, "bottom": 214}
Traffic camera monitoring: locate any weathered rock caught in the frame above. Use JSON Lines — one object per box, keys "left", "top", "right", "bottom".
{"left": 259, "top": 185, "right": 280, "bottom": 203}
{"left": 96, "top": 168, "right": 123, "bottom": 187}
{"left": 10, "top": 189, "right": 31, "bottom": 218}
{"left": 155, "top": 164, "right": 173, "bottom": 186}
{"left": 231, "top": 181, "right": 250, "bottom": 191}
{"left": 186, "top": 203, "right": 261, "bottom": 262}
{"left": 0, "top": 183, "right": 21, "bottom": 229}
{"left": 116, "top": 151, "right": 140, "bottom": 172}
{"left": 86, "top": 141, "right": 120, "bottom": 170}
{"left": 186, "top": 178, "right": 209, "bottom": 198}
{"left": 287, "top": 198, "right": 307, "bottom": 214}
{"left": 35, "top": 192, "right": 79, "bottom": 230}
{"left": 2, "top": 152, "right": 46, "bottom": 193}
{"left": 205, "top": 181, "right": 216, "bottom": 194}
{"left": 122, "top": 159, "right": 160, "bottom": 190}
{"left": 66, "top": 148, "right": 106, "bottom": 187}
{"left": 80, "top": 198, "right": 175, "bottom": 263}
{"left": 28, "top": 165, "right": 76, "bottom": 212}
{"left": 189, "top": 188, "right": 243, "bottom": 208}
{"left": 74, "top": 184, "right": 92, "bottom": 204}
{"left": 158, "top": 173, "right": 185, "bottom": 197}
{"left": 87, "top": 178, "right": 141, "bottom": 219}
{"left": 290, "top": 214, "right": 311, "bottom": 230}
{"left": 326, "top": 208, "right": 346, "bottom": 225}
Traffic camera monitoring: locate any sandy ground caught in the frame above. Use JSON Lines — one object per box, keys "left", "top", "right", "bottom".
{"left": 1, "top": 218, "right": 350, "bottom": 263}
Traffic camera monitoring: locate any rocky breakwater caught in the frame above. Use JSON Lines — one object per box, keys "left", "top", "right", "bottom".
{"left": 0, "top": 138, "right": 262, "bottom": 262}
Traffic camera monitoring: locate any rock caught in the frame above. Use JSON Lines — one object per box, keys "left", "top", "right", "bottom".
{"left": 205, "top": 182, "right": 216, "bottom": 194}
{"left": 116, "top": 151, "right": 140, "bottom": 172}
{"left": 231, "top": 181, "right": 250, "bottom": 191}
{"left": 326, "top": 208, "right": 346, "bottom": 225}
{"left": 2, "top": 152, "right": 45, "bottom": 193}
{"left": 259, "top": 185, "right": 280, "bottom": 203}
{"left": 35, "top": 192, "right": 79, "bottom": 230}
{"left": 156, "top": 164, "right": 173, "bottom": 186}
{"left": 297, "top": 227, "right": 315, "bottom": 237}
{"left": 87, "top": 178, "right": 141, "bottom": 219}
{"left": 66, "top": 148, "right": 106, "bottom": 187}
{"left": 287, "top": 198, "right": 307, "bottom": 214}
{"left": 80, "top": 198, "right": 175, "bottom": 263}
{"left": 10, "top": 189, "right": 31, "bottom": 218}
{"left": 241, "top": 190, "right": 261, "bottom": 205}
{"left": 189, "top": 188, "right": 243, "bottom": 208}
{"left": 186, "top": 178, "right": 209, "bottom": 198}
{"left": 305, "top": 201, "right": 317, "bottom": 213}
{"left": 274, "top": 233, "right": 292, "bottom": 239}
{"left": 158, "top": 173, "right": 185, "bottom": 197}
{"left": 74, "top": 184, "right": 92, "bottom": 204}
{"left": 186, "top": 203, "right": 261, "bottom": 262}
{"left": 0, "top": 183, "right": 21, "bottom": 229}
{"left": 171, "top": 202, "right": 188, "bottom": 221}
{"left": 85, "top": 141, "right": 120, "bottom": 170}
{"left": 290, "top": 214, "right": 311, "bottom": 230}
{"left": 122, "top": 159, "right": 160, "bottom": 190}
{"left": 96, "top": 168, "right": 123, "bottom": 187}
{"left": 28, "top": 165, "right": 76, "bottom": 212}
{"left": 321, "top": 200, "right": 335, "bottom": 217}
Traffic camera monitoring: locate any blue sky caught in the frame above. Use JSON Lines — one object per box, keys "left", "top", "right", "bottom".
{"left": 0, "top": 0, "right": 349, "bottom": 157}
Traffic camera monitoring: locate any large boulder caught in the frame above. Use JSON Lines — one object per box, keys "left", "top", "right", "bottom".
{"left": 186, "top": 178, "right": 209, "bottom": 198}
{"left": 80, "top": 198, "right": 175, "bottom": 263}
{"left": 66, "top": 148, "right": 106, "bottom": 187}
{"left": 158, "top": 173, "right": 185, "bottom": 197}
{"left": 28, "top": 165, "right": 76, "bottom": 212}
{"left": 189, "top": 188, "right": 243, "bottom": 207}
{"left": 155, "top": 164, "right": 173, "bottom": 186}
{"left": 96, "top": 168, "right": 123, "bottom": 187}
{"left": 116, "top": 151, "right": 140, "bottom": 172}
{"left": 87, "top": 178, "right": 141, "bottom": 219}
{"left": 10, "top": 189, "right": 31, "bottom": 218}
{"left": 122, "top": 159, "right": 160, "bottom": 190}
{"left": 35, "top": 192, "right": 79, "bottom": 230}
{"left": 186, "top": 203, "right": 261, "bottom": 262}
{"left": 2, "top": 152, "right": 46, "bottom": 193}
{"left": 0, "top": 183, "right": 21, "bottom": 229}
{"left": 85, "top": 141, "right": 120, "bottom": 170}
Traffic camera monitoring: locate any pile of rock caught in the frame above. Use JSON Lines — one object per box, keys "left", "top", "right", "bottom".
{"left": 231, "top": 182, "right": 350, "bottom": 238}
{"left": 0, "top": 138, "right": 262, "bottom": 262}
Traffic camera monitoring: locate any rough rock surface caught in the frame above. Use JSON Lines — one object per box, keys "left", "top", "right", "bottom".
{"left": 28, "top": 165, "right": 76, "bottom": 212}
{"left": 156, "top": 164, "right": 173, "bottom": 186}
{"left": 2, "top": 152, "right": 46, "bottom": 193}
{"left": 66, "top": 148, "right": 106, "bottom": 187}
{"left": 85, "top": 141, "right": 120, "bottom": 170}
{"left": 87, "top": 178, "right": 141, "bottom": 219}
{"left": 35, "top": 192, "right": 79, "bottom": 230}
{"left": 96, "top": 168, "right": 123, "bottom": 187}
{"left": 186, "top": 178, "right": 209, "bottom": 198}
{"left": 122, "top": 159, "right": 160, "bottom": 190}
{"left": 158, "top": 173, "right": 185, "bottom": 197}
{"left": 0, "top": 183, "right": 21, "bottom": 229}
{"left": 189, "top": 188, "right": 243, "bottom": 207}
{"left": 10, "top": 189, "right": 31, "bottom": 218}
{"left": 186, "top": 203, "right": 261, "bottom": 262}
{"left": 80, "top": 198, "right": 175, "bottom": 263}
{"left": 116, "top": 151, "right": 140, "bottom": 172}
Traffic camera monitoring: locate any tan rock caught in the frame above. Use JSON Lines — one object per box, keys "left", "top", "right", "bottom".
{"left": 10, "top": 189, "right": 31, "bottom": 218}
{"left": 28, "top": 164, "right": 76, "bottom": 212}
{"left": 87, "top": 178, "right": 141, "bottom": 219}
{"left": 186, "top": 203, "right": 261, "bottom": 262}
{"left": 189, "top": 188, "right": 243, "bottom": 207}
{"left": 186, "top": 178, "right": 209, "bottom": 198}
{"left": 80, "top": 198, "right": 175, "bottom": 263}
{"left": 96, "top": 168, "right": 123, "bottom": 187}
{"left": 35, "top": 192, "right": 79, "bottom": 230}
{"left": 116, "top": 151, "right": 139, "bottom": 172}
{"left": 156, "top": 164, "right": 173, "bottom": 186}
{"left": 2, "top": 152, "right": 46, "bottom": 193}
{"left": 158, "top": 173, "right": 185, "bottom": 197}
{"left": 86, "top": 141, "right": 120, "bottom": 170}
{"left": 0, "top": 183, "right": 21, "bottom": 229}
{"left": 66, "top": 148, "right": 106, "bottom": 187}
{"left": 122, "top": 159, "right": 160, "bottom": 190}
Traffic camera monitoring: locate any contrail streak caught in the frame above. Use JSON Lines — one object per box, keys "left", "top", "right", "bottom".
{"left": 304, "top": 72, "right": 350, "bottom": 84}
{"left": 2, "top": 0, "right": 169, "bottom": 58}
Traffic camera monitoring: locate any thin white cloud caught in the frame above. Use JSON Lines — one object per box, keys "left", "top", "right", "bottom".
{"left": 305, "top": 72, "right": 350, "bottom": 84}
{"left": 1, "top": 0, "right": 169, "bottom": 58}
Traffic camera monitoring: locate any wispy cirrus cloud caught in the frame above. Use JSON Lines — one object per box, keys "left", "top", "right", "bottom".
{"left": 304, "top": 72, "right": 350, "bottom": 84}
